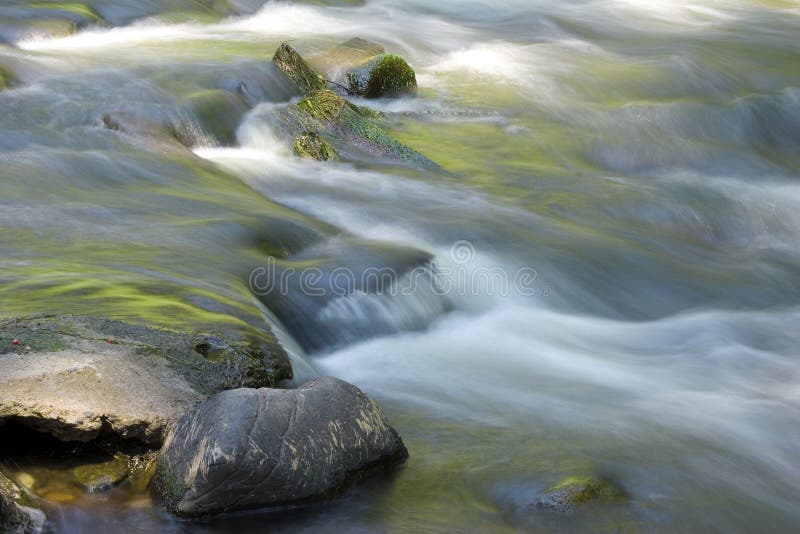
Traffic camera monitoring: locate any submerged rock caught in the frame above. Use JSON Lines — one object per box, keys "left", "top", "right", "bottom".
{"left": 70, "top": 456, "right": 130, "bottom": 494}
{"left": 347, "top": 54, "right": 417, "bottom": 98}
{"left": 272, "top": 42, "right": 327, "bottom": 96}
{"left": 0, "top": 65, "right": 15, "bottom": 90}
{"left": 534, "top": 476, "right": 627, "bottom": 513}
{"left": 0, "top": 471, "right": 49, "bottom": 534}
{"left": 293, "top": 131, "right": 339, "bottom": 161}
{"left": 183, "top": 89, "right": 248, "bottom": 146}
{"left": 155, "top": 376, "right": 408, "bottom": 517}
{"left": 0, "top": 315, "right": 291, "bottom": 444}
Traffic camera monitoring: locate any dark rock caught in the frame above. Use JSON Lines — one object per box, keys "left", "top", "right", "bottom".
{"left": 0, "top": 471, "right": 49, "bottom": 534}
{"left": 155, "top": 376, "right": 408, "bottom": 517}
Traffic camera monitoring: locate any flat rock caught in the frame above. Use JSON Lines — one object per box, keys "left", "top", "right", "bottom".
{"left": 155, "top": 376, "right": 408, "bottom": 517}
{"left": 0, "top": 316, "right": 292, "bottom": 444}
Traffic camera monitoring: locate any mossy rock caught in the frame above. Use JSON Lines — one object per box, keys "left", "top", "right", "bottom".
{"left": 70, "top": 456, "right": 129, "bottom": 494}
{"left": 308, "top": 37, "right": 386, "bottom": 81}
{"left": 534, "top": 476, "right": 627, "bottom": 513}
{"left": 278, "top": 89, "right": 436, "bottom": 167}
{"left": 347, "top": 54, "right": 417, "bottom": 98}
{"left": 272, "top": 42, "right": 327, "bottom": 96}
{"left": 293, "top": 131, "right": 339, "bottom": 161}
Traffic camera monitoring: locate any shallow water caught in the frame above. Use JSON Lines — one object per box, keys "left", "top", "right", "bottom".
{"left": 2, "top": 0, "right": 800, "bottom": 532}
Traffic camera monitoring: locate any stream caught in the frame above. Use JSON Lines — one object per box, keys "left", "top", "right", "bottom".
{"left": 2, "top": 0, "right": 800, "bottom": 532}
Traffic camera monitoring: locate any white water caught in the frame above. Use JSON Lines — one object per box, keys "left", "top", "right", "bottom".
{"left": 4, "top": 0, "right": 800, "bottom": 530}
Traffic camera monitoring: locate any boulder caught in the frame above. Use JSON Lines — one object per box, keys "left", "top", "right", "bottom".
{"left": 0, "top": 315, "right": 291, "bottom": 444}
{"left": 534, "top": 476, "right": 627, "bottom": 513}
{"left": 155, "top": 376, "right": 408, "bottom": 517}
{"left": 346, "top": 54, "right": 417, "bottom": 98}
{"left": 272, "top": 88, "right": 436, "bottom": 167}
{"left": 308, "top": 38, "right": 416, "bottom": 99}
{"left": 0, "top": 471, "right": 49, "bottom": 534}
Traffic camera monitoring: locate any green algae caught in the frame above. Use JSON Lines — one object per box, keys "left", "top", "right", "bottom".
{"left": 185, "top": 89, "right": 248, "bottom": 146}
{"left": 28, "top": 2, "right": 104, "bottom": 24}
{"left": 293, "top": 131, "right": 339, "bottom": 161}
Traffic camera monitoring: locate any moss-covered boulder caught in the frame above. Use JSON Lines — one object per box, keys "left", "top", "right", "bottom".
{"left": 272, "top": 42, "right": 327, "bottom": 96}
{"left": 0, "top": 471, "right": 49, "bottom": 534}
{"left": 308, "top": 37, "right": 385, "bottom": 81}
{"left": 347, "top": 54, "right": 417, "bottom": 98}
{"left": 534, "top": 476, "right": 627, "bottom": 513}
{"left": 293, "top": 131, "right": 339, "bottom": 161}
{"left": 184, "top": 89, "right": 248, "bottom": 146}
{"left": 273, "top": 89, "right": 436, "bottom": 167}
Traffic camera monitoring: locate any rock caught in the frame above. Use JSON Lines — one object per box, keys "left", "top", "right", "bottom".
{"left": 534, "top": 476, "right": 627, "bottom": 513}
{"left": 293, "top": 131, "right": 339, "bottom": 161}
{"left": 0, "top": 65, "right": 15, "bottom": 90}
{"left": 0, "top": 315, "right": 291, "bottom": 444}
{"left": 308, "top": 37, "right": 386, "bottom": 86}
{"left": 70, "top": 456, "right": 130, "bottom": 493}
{"left": 272, "top": 42, "right": 327, "bottom": 96}
{"left": 255, "top": 237, "right": 445, "bottom": 352}
{"left": 272, "top": 89, "right": 436, "bottom": 167}
{"left": 155, "top": 376, "right": 408, "bottom": 517}
{"left": 183, "top": 89, "right": 248, "bottom": 146}
{"left": 0, "top": 471, "right": 50, "bottom": 534}
{"left": 346, "top": 54, "right": 417, "bottom": 98}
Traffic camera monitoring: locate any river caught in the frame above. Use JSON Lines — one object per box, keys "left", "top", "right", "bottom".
{"left": 1, "top": 0, "right": 800, "bottom": 531}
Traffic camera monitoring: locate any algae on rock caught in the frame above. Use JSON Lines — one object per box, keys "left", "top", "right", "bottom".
{"left": 534, "top": 476, "right": 627, "bottom": 513}
{"left": 293, "top": 131, "right": 339, "bottom": 161}
{"left": 272, "top": 42, "right": 327, "bottom": 96}
{"left": 347, "top": 54, "right": 417, "bottom": 98}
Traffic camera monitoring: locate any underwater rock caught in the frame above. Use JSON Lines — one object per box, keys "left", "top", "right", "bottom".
{"left": 0, "top": 66, "right": 13, "bottom": 90}
{"left": 534, "top": 476, "right": 627, "bottom": 513}
{"left": 346, "top": 54, "right": 417, "bottom": 98}
{"left": 272, "top": 42, "right": 327, "bottom": 96}
{"left": 184, "top": 89, "right": 248, "bottom": 146}
{"left": 70, "top": 456, "right": 130, "bottom": 494}
{"left": 0, "top": 315, "right": 291, "bottom": 444}
{"left": 155, "top": 376, "right": 408, "bottom": 517}
{"left": 0, "top": 471, "right": 49, "bottom": 534}
{"left": 293, "top": 131, "right": 339, "bottom": 161}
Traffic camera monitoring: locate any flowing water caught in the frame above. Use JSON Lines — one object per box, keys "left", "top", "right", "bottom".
{"left": 2, "top": 0, "right": 800, "bottom": 531}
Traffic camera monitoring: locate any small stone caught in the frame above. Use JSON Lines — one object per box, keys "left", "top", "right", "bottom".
{"left": 11, "top": 338, "right": 19, "bottom": 345}
{"left": 15, "top": 472, "right": 35, "bottom": 490}
{"left": 534, "top": 476, "right": 626, "bottom": 514}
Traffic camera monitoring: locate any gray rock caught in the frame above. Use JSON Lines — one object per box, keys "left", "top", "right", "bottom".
{"left": 0, "top": 315, "right": 292, "bottom": 444}
{"left": 155, "top": 376, "right": 408, "bottom": 517}
{"left": 0, "top": 472, "right": 50, "bottom": 534}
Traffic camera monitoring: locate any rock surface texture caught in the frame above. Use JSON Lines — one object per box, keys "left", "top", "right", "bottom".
{"left": 155, "top": 376, "right": 408, "bottom": 517}
{"left": 0, "top": 315, "right": 291, "bottom": 444}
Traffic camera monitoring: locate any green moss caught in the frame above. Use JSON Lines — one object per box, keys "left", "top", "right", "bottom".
{"left": 293, "top": 131, "right": 339, "bottom": 161}
{"left": 347, "top": 54, "right": 417, "bottom": 98}
{"left": 272, "top": 42, "right": 328, "bottom": 96}
{"left": 0, "top": 66, "right": 15, "bottom": 90}
{"left": 297, "top": 89, "right": 346, "bottom": 121}
{"left": 70, "top": 456, "right": 129, "bottom": 493}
